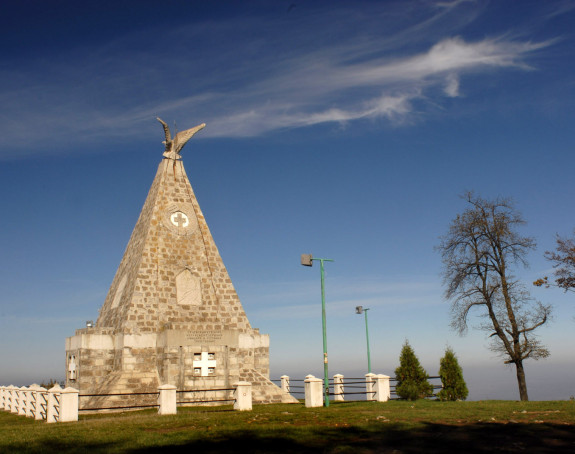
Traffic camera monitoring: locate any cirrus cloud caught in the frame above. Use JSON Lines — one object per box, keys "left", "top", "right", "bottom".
{"left": 0, "top": 2, "right": 557, "bottom": 157}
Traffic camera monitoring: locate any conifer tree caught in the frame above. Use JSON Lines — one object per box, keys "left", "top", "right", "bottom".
{"left": 394, "top": 341, "right": 433, "bottom": 400}
{"left": 437, "top": 347, "right": 468, "bottom": 401}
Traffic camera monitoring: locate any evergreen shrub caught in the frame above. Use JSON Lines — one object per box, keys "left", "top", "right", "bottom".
{"left": 394, "top": 341, "right": 433, "bottom": 400}
{"left": 437, "top": 347, "right": 468, "bottom": 401}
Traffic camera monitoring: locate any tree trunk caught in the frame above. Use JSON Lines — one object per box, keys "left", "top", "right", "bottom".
{"left": 515, "top": 360, "right": 529, "bottom": 401}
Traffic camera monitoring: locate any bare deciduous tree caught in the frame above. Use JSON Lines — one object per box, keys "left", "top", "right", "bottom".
{"left": 437, "top": 193, "right": 551, "bottom": 401}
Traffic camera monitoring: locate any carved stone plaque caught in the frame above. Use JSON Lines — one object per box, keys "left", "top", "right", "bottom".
{"left": 176, "top": 269, "right": 201, "bottom": 306}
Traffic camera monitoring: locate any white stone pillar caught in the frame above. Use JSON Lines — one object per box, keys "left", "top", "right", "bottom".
{"left": 365, "top": 373, "right": 376, "bottom": 401}
{"left": 158, "top": 384, "right": 177, "bottom": 415}
{"left": 59, "top": 388, "right": 79, "bottom": 422}
{"left": 234, "top": 382, "right": 252, "bottom": 411}
{"left": 0, "top": 386, "right": 5, "bottom": 410}
{"left": 46, "top": 384, "right": 62, "bottom": 423}
{"left": 333, "top": 374, "right": 344, "bottom": 402}
{"left": 2, "top": 386, "right": 8, "bottom": 410}
{"left": 280, "top": 375, "right": 292, "bottom": 403}
{"left": 373, "top": 375, "right": 391, "bottom": 402}
{"left": 18, "top": 387, "right": 28, "bottom": 416}
{"left": 280, "top": 375, "right": 290, "bottom": 394}
{"left": 8, "top": 386, "right": 18, "bottom": 413}
{"left": 304, "top": 375, "right": 323, "bottom": 408}
{"left": 22, "top": 387, "right": 34, "bottom": 418}
{"left": 33, "top": 386, "right": 48, "bottom": 421}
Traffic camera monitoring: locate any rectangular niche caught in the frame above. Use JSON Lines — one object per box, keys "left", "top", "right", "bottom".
{"left": 176, "top": 269, "right": 202, "bottom": 305}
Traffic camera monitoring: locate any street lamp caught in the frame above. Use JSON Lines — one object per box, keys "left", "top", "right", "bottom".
{"left": 301, "top": 253, "right": 334, "bottom": 407}
{"left": 356, "top": 306, "right": 372, "bottom": 374}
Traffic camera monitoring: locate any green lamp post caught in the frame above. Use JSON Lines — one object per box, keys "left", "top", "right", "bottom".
{"left": 356, "top": 305, "right": 372, "bottom": 374}
{"left": 301, "top": 253, "right": 334, "bottom": 407}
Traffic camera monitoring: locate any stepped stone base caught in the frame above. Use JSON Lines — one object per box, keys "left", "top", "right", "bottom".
{"left": 67, "top": 327, "right": 293, "bottom": 409}
{"left": 243, "top": 369, "right": 298, "bottom": 404}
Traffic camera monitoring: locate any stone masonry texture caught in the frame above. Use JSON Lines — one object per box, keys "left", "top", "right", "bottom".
{"left": 66, "top": 148, "right": 296, "bottom": 408}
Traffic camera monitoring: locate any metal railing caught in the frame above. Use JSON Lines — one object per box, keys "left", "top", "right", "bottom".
{"left": 176, "top": 387, "right": 236, "bottom": 405}
{"left": 79, "top": 391, "right": 160, "bottom": 412}
{"left": 273, "top": 374, "right": 443, "bottom": 402}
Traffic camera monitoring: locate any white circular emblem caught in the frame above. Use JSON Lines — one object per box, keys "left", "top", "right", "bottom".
{"left": 170, "top": 211, "right": 189, "bottom": 228}
{"left": 163, "top": 204, "right": 197, "bottom": 236}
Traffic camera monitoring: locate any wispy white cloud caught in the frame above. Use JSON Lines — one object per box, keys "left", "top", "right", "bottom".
{"left": 0, "top": 1, "right": 555, "bottom": 158}
{"left": 444, "top": 73, "right": 460, "bottom": 97}
{"left": 202, "top": 35, "right": 549, "bottom": 136}
{"left": 434, "top": 0, "right": 477, "bottom": 10}
{"left": 544, "top": 1, "right": 575, "bottom": 19}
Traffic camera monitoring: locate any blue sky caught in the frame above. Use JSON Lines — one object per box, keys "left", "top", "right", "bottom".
{"left": 1, "top": 0, "right": 574, "bottom": 400}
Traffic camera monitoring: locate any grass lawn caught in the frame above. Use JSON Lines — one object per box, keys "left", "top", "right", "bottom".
{"left": 1, "top": 400, "right": 574, "bottom": 453}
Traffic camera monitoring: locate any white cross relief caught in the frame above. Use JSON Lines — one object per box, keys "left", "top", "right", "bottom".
{"left": 170, "top": 211, "right": 189, "bottom": 228}
{"left": 193, "top": 352, "right": 216, "bottom": 377}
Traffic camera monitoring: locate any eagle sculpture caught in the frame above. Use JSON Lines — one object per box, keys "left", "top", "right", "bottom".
{"left": 157, "top": 117, "right": 206, "bottom": 160}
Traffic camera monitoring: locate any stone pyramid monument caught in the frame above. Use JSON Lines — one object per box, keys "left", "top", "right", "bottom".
{"left": 66, "top": 119, "right": 295, "bottom": 407}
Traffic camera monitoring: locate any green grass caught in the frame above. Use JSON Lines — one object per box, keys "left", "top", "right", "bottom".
{"left": 1, "top": 400, "right": 575, "bottom": 453}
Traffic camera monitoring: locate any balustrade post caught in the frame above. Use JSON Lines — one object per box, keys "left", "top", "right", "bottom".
{"left": 234, "top": 382, "right": 252, "bottom": 411}
{"left": 18, "top": 386, "right": 28, "bottom": 416}
{"left": 3, "top": 386, "right": 10, "bottom": 412}
{"left": 304, "top": 375, "right": 323, "bottom": 408}
{"left": 333, "top": 374, "right": 344, "bottom": 402}
{"left": 8, "top": 386, "right": 18, "bottom": 413}
{"left": 59, "top": 387, "right": 79, "bottom": 422}
{"left": 33, "top": 386, "right": 48, "bottom": 421}
{"left": 158, "top": 384, "right": 177, "bottom": 415}
{"left": 280, "top": 375, "right": 290, "bottom": 393}
{"left": 23, "top": 387, "right": 34, "bottom": 417}
{"left": 373, "top": 374, "right": 390, "bottom": 402}
{"left": 365, "top": 373, "right": 376, "bottom": 401}
{"left": 0, "top": 386, "right": 5, "bottom": 410}
{"left": 46, "top": 384, "right": 62, "bottom": 423}
{"left": 280, "top": 375, "right": 292, "bottom": 403}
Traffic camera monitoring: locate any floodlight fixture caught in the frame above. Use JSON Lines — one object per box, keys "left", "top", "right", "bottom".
{"left": 301, "top": 254, "right": 313, "bottom": 266}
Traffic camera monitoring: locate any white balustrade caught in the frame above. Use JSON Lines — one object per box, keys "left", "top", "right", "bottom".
{"left": 304, "top": 375, "right": 323, "bottom": 408}
{"left": 0, "top": 379, "right": 261, "bottom": 422}
{"left": 33, "top": 386, "right": 48, "bottom": 420}
{"left": 333, "top": 374, "right": 344, "bottom": 402}
{"left": 47, "top": 383, "right": 62, "bottom": 423}
{"left": 0, "top": 386, "right": 5, "bottom": 410}
{"left": 9, "top": 385, "right": 18, "bottom": 413}
{"left": 365, "top": 373, "right": 376, "bottom": 401}
{"left": 373, "top": 374, "right": 391, "bottom": 402}
{"left": 59, "top": 387, "right": 79, "bottom": 422}
{"left": 158, "top": 384, "right": 177, "bottom": 415}
{"left": 233, "top": 382, "right": 252, "bottom": 411}
{"left": 18, "top": 387, "right": 28, "bottom": 416}
{"left": 22, "top": 387, "right": 34, "bottom": 417}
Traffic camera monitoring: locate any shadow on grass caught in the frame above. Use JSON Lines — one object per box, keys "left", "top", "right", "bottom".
{"left": 136, "top": 421, "right": 575, "bottom": 454}
{"left": 138, "top": 423, "right": 574, "bottom": 453}
{"left": 4, "top": 422, "right": 575, "bottom": 453}
{"left": 129, "top": 422, "right": 575, "bottom": 454}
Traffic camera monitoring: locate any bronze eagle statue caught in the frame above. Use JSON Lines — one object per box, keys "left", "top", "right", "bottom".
{"left": 157, "top": 117, "right": 206, "bottom": 160}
